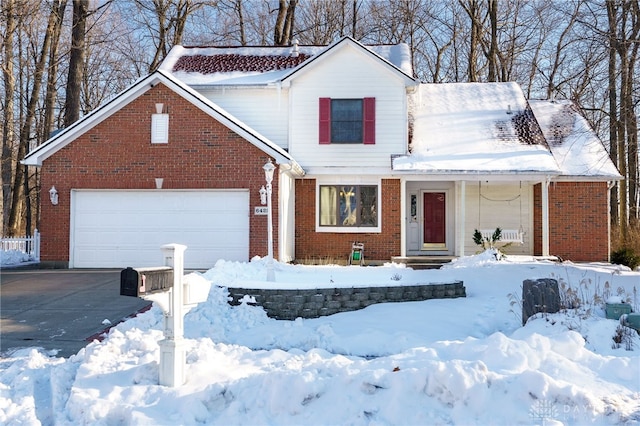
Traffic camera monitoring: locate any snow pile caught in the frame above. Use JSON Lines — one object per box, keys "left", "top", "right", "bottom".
{"left": 0, "top": 249, "right": 34, "bottom": 266}
{"left": 1, "top": 253, "right": 639, "bottom": 425}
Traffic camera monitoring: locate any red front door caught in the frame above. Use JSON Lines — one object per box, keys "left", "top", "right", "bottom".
{"left": 423, "top": 192, "right": 446, "bottom": 249}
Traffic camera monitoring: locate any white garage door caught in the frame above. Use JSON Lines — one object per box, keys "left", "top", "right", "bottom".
{"left": 71, "top": 190, "right": 249, "bottom": 269}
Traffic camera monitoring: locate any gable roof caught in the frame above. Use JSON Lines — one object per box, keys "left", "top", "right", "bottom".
{"left": 159, "top": 37, "right": 419, "bottom": 88}
{"left": 394, "top": 82, "right": 561, "bottom": 177}
{"left": 22, "top": 70, "right": 303, "bottom": 175}
{"left": 280, "top": 37, "right": 418, "bottom": 87}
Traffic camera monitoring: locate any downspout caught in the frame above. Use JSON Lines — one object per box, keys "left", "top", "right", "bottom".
{"left": 542, "top": 176, "right": 550, "bottom": 257}
{"left": 400, "top": 178, "right": 406, "bottom": 258}
{"left": 607, "top": 180, "right": 615, "bottom": 262}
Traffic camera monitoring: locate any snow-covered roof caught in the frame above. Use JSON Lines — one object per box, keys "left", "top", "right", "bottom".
{"left": 528, "top": 100, "right": 621, "bottom": 179}
{"left": 394, "top": 82, "right": 560, "bottom": 176}
{"left": 159, "top": 38, "right": 415, "bottom": 86}
{"left": 393, "top": 82, "right": 620, "bottom": 180}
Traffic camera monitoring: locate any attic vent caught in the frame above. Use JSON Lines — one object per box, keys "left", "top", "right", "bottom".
{"left": 291, "top": 39, "right": 299, "bottom": 57}
{"left": 151, "top": 113, "right": 169, "bottom": 144}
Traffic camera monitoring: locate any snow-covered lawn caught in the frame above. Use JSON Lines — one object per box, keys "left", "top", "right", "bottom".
{"left": 1, "top": 252, "right": 639, "bottom": 425}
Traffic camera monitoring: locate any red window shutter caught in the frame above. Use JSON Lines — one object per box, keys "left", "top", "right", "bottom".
{"left": 363, "top": 97, "right": 375, "bottom": 145}
{"left": 319, "top": 98, "right": 331, "bottom": 144}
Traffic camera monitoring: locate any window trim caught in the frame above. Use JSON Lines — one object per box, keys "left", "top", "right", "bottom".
{"left": 315, "top": 179, "right": 382, "bottom": 233}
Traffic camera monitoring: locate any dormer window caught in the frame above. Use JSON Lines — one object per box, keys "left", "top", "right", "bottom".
{"left": 319, "top": 97, "right": 375, "bottom": 145}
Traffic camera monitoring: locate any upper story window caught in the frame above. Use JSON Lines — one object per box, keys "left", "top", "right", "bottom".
{"left": 331, "top": 99, "right": 362, "bottom": 143}
{"left": 319, "top": 97, "right": 375, "bottom": 145}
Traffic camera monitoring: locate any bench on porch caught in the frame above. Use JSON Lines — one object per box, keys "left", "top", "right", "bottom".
{"left": 480, "top": 229, "right": 524, "bottom": 244}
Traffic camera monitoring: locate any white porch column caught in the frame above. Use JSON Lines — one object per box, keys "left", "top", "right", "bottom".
{"left": 400, "top": 177, "right": 407, "bottom": 258}
{"left": 456, "top": 181, "right": 466, "bottom": 257}
{"left": 542, "top": 178, "right": 550, "bottom": 257}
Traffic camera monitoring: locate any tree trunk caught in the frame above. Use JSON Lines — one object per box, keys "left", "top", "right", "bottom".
{"left": 7, "top": 0, "right": 60, "bottom": 235}
{"left": 627, "top": 0, "right": 640, "bottom": 224}
{"left": 607, "top": 0, "right": 619, "bottom": 224}
{"left": 460, "top": 0, "right": 481, "bottom": 82}
{"left": 1, "top": 0, "right": 17, "bottom": 235}
{"left": 487, "top": 0, "right": 498, "bottom": 82}
{"left": 274, "top": 0, "right": 297, "bottom": 45}
{"left": 235, "top": 0, "right": 246, "bottom": 46}
{"left": 64, "top": 0, "right": 89, "bottom": 128}
{"left": 42, "top": 0, "right": 67, "bottom": 139}
{"left": 617, "top": 2, "right": 630, "bottom": 244}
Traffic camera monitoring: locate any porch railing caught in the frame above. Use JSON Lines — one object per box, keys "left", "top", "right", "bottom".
{"left": 1, "top": 229, "right": 40, "bottom": 260}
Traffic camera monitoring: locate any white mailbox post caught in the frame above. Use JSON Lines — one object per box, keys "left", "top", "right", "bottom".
{"left": 120, "top": 243, "right": 211, "bottom": 387}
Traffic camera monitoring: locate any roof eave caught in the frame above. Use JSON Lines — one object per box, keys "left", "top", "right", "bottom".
{"left": 22, "top": 72, "right": 160, "bottom": 167}
{"left": 22, "top": 70, "right": 301, "bottom": 169}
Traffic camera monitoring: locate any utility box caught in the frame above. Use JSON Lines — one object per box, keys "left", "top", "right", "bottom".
{"left": 522, "top": 278, "right": 560, "bottom": 325}
{"left": 120, "top": 266, "right": 173, "bottom": 297}
{"left": 605, "top": 303, "right": 632, "bottom": 320}
{"left": 621, "top": 313, "right": 640, "bottom": 331}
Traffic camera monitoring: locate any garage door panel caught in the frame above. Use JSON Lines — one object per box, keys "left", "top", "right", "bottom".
{"left": 72, "top": 191, "right": 249, "bottom": 269}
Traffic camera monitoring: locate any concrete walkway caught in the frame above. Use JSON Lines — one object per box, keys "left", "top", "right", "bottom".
{"left": 0, "top": 268, "right": 150, "bottom": 358}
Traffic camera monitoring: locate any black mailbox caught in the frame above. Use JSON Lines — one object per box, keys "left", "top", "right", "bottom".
{"left": 120, "top": 267, "right": 174, "bottom": 297}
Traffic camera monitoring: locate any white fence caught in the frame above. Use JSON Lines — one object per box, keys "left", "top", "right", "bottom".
{"left": 1, "top": 229, "right": 40, "bottom": 260}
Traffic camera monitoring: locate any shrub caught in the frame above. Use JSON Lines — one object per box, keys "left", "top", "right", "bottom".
{"left": 473, "top": 227, "right": 502, "bottom": 250}
{"left": 611, "top": 247, "right": 640, "bottom": 270}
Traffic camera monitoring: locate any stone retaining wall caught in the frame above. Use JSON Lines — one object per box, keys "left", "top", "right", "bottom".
{"left": 227, "top": 281, "right": 466, "bottom": 320}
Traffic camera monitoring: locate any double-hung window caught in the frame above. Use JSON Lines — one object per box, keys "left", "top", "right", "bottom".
{"left": 319, "top": 97, "right": 375, "bottom": 144}
{"left": 319, "top": 184, "right": 378, "bottom": 229}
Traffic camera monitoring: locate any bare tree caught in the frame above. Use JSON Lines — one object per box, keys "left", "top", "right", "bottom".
{"left": 274, "top": 0, "right": 297, "bottom": 45}
{"left": 64, "top": 0, "right": 89, "bottom": 128}
{"left": 7, "top": 1, "right": 65, "bottom": 235}
{"left": 1, "top": 0, "right": 18, "bottom": 234}
{"left": 459, "top": 0, "right": 485, "bottom": 82}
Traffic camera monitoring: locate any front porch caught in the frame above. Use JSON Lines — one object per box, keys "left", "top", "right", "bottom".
{"left": 401, "top": 179, "right": 548, "bottom": 259}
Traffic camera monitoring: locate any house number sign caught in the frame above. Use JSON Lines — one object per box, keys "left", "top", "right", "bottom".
{"left": 254, "top": 206, "right": 268, "bottom": 215}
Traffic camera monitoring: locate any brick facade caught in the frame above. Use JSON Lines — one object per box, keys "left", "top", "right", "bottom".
{"left": 533, "top": 181, "right": 610, "bottom": 262}
{"left": 294, "top": 178, "right": 401, "bottom": 262}
{"left": 37, "top": 83, "right": 611, "bottom": 266}
{"left": 38, "top": 83, "right": 277, "bottom": 264}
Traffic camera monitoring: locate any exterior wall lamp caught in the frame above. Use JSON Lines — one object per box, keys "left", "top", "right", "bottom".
{"left": 49, "top": 186, "right": 58, "bottom": 205}
{"left": 263, "top": 159, "right": 276, "bottom": 281}
{"left": 259, "top": 185, "right": 267, "bottom": 205}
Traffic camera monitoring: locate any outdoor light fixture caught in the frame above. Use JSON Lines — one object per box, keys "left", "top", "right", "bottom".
{"left": 263, "top": 159, "right": 276, "bottom": 282}
{"left": 49, "top": 186, "right": 58, "bottom": 205}
{"left": 259, "top": 185, "right": 267, "bottom": 205}
{"left": 263, "top": 160, "right": 275, "bottom": 185}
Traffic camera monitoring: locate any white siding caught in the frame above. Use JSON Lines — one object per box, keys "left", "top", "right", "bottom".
{"left": 199, "top": 87, "right": 289, "bottom": 149}
{"left": 463, "top": 182, "right": 533, "bottom": 255}
{"left": 288, "top": 44, "right": 409, "bottom": 172}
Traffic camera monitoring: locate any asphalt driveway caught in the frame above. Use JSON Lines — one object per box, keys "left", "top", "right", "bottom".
{"left": 0, "top": 268, "right": 150, "bottom": 358}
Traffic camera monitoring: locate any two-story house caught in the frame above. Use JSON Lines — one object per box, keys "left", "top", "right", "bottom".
{"left": 23, "top": 37, "right": 620, "bottom": 269}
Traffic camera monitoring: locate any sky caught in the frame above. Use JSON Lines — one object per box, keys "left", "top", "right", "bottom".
{"left": 1, "top": 249, "right": 639, "bottom": 425}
